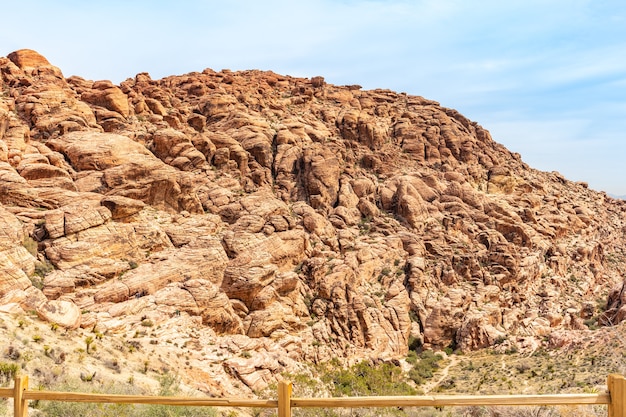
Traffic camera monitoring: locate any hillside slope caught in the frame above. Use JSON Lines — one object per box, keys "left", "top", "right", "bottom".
{"left": 2, "top": 49, "right": 626, "bottom": 393}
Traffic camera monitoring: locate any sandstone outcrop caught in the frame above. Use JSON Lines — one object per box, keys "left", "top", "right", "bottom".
{"left": 2, "top": 48, "right": 626, "bottom": 392}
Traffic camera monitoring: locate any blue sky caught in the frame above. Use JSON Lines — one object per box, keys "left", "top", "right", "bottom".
{"left": 3, "top": 0, "right": 626, "bottom": 194}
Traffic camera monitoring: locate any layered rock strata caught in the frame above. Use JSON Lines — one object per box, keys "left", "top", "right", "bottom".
{"left": 2, "top": 49, "right": 626, "bottom": 390}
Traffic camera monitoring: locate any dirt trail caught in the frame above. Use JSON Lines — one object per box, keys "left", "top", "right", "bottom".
{"left": 421, "top": 355, "right": 460, "bottom": 394}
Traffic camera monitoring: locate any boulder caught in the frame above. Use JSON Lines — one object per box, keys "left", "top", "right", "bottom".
{"left": 36, "top": 300, "right": 81, "bottom": 328}
{"left": 81, "top": 83, "right": 130, "bottom": 117}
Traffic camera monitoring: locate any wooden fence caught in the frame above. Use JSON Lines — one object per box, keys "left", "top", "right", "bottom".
{"left": 0, "top": 374, "right": 624, "bottom": 417}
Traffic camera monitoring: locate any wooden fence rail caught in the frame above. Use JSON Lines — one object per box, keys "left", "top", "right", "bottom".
{"left": 0, "top": 374, "right": 624, "bottom": 417}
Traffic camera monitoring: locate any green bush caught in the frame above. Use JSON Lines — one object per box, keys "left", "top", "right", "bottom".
{"left": 322, "top": 360, "right": 417, "bottom": 397}
{"left": 408, "top": 350, "right": 443, "bottom": 385}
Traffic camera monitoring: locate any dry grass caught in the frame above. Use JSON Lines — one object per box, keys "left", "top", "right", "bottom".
{"left": 426, "top": 325, "right": 626, "bottom": 395}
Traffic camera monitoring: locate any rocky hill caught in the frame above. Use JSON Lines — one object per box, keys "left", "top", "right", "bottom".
{"left": 2, "top": 48, "right": 626, "bottom": 394}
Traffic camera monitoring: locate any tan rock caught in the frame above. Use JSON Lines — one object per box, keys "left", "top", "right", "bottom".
{"left": 0, "top": 206, "right": 36, "bottom": 297}
{"left": 46, "top": 131, "right": 203, "bottom": 213}
{"left": 154, "top": 285, "right": 199, "bottom": 314}
{"left": 357, "top": 198, "right": 379, "bottom": 218}
{"left": 339, "top": 110, "right": 388, "bottom": 149}
{"left": 82, "top": 84, "right": 130, "bottom": 117}
{"left": 183, "top": 279, "right": 243, "bottom": 334}
{"left": 394, "top": 180, "right": 430, "bottom": 229}
{"left": 0, "top": 287, "right": 46, "bottom": 312}
{"left": 100, "top": 195, "right": 145, "bottom": 220}
{"left": 18, "top": 163, "right": 73, "bottom": 182}
{"left": 457, "top": 311, "right": 506, "bottom": 351}
{"left": 36, "top": 299, "right": 81, "bottom": 328}
{"left": 0, "top": 251, "right": 33, "bottom": 297}
{"left": 302, "top": 145, "right": 340, "bottom": 211}
{"left": 245, "top": 303, "right": 302, "bottom": 338}
{"left": 222, "top": 250, "right": 277, "bottom": 307}
{"left": 190, "top": 132, "right": 216, "bottom": 161}
{"left": 151, "top": 128, "right": 207, "bottom": 170}
{"left": 223, "top": 352, "right": 282, "bottom": 391}
{"left": 46, "top": 131, "right": 153, "bottom": 170}
{"left": 63, "top": 203, "right": 112, "bottom": 235}
{"left": 206, "top": 131, "right": 249, "bottom": 172}
{"left": 43, "top": 221, "right": 166, "bottom": 272}
{"left": 7, "top": 49, "right": 52, "bottom": 69}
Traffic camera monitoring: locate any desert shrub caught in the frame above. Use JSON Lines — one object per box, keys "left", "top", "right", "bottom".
{"left": 34, "top": 259, "right": 55, "bottom": 277}
{"left": 29, "top": 259, "right": 55, "bottom": 289}
{"left": 408, "top": 335, "right": 422, "bottom": 351}
{"left": 30, "top": 274, "right": 44, "bottom": 290}
{"left": 408, "top": 350, "right": 443, "bottom": 385}
{"left": 282, "top": 360, "right": 417, "bottom": 417}
{"left": 137, "top": 401, "right": 217, "bottom": 417}
{"left": 136, "top": 372, "right": 217, "bottom": 417}
{"left": 4, "top": 345, "right": 21, "bottom": 360}
{"left": 322, "top": 360, "right": 417, "bottom": 397}
{"left": 22, "top": 235, "right": 38, "bottom": 256}
{"left": 0, "top": 361, "right": 19, "bottom": 385}
{"left": 156, "top": 371, "right": 181, "bottom": 396}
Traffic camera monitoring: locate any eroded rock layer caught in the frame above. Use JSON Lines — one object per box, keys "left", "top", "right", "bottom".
{"left": 2, "top": 49, "right": 626, "bottom": 389}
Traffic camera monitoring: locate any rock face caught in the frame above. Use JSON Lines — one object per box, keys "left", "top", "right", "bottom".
{"left": 2, "top": 48, "right": 626, "bottom": 385}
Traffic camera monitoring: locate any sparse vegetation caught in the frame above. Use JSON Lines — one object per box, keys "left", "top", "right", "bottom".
{"left": 34, "top": 377, "right": 217, "bottom": 417}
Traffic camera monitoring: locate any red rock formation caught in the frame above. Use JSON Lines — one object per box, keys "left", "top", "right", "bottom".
{"left": 2, "top": 48, "right": 626, "bottom": 366}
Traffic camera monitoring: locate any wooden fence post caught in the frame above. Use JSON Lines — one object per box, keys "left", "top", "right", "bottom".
{"left": 278, "top": 380, "right": 292, "bottom": 417}
{"left": 609, "top": 374, "right": 626, "bottom": 417}
{"left": 13, "top": 375, "right": 28, "bottom": 417}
